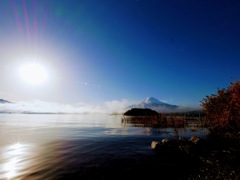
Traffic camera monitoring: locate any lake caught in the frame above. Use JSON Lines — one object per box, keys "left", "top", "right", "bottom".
{"left": 0, "top": 114, "right": 208, "bottom": 179}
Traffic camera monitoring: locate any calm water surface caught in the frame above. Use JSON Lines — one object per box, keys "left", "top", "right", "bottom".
{"left": 0, "top": 114, "right": 208, "bottom": 180}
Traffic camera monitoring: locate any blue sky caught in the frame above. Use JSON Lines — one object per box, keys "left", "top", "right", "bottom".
{"left": 1, "top": 0, "right": 240, "bottom": 107}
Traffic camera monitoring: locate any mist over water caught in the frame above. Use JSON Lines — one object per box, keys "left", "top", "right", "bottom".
{"left": 0, "top": 114, "right": 208, "bottom": 179}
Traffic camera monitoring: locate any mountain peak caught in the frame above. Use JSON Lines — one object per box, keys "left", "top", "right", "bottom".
{"left": 128, "top": 97, "right": 178, "bottom": 112}
{"left": 141, "top": 97, "right": 166, "bottom": 105}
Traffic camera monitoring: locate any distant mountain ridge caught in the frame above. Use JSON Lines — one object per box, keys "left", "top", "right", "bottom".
{"left": 0, "top": 99, "right": 12, "bottom": 104}
{"left": 0, "top": 99, "right": 12, "bottom": 113}
{"left": 128, "top": 97, "right": 202, "bottom": 113}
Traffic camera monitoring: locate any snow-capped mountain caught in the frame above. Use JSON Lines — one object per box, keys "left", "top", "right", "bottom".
{"left": 128, "top": 97, "right": 178, "bottom": 112}
{"left": 128, "top": 97, "right": 202, "bottom": 113}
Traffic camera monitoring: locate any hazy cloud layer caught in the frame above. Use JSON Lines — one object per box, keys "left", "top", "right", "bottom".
{"left": 0, "top": 99, "right": 130, "bottom": 114}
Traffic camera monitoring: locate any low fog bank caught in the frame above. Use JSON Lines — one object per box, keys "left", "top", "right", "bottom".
{"left": 0, "top": 99, "right": 130, "bottom": 115}
{"left": 171, "top": 106, "right": 203, "bottom": 113}
{"left": 0, "top": 99, "right": 202, "bottom": 115}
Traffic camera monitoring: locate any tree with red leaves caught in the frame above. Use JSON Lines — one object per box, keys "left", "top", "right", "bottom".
{"left": 201, "top": 81, "right": 240, "bottom": 133}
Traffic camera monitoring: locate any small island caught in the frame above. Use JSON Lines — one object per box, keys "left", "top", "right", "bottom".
{"left": 123, "top": 108, "right": 159, "bottom": 116}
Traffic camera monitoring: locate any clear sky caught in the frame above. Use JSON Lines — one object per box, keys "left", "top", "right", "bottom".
{"left": 1, "top": 0, "right": 240, "bottom": 107}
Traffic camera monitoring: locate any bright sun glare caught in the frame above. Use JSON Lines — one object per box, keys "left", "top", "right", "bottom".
{"left": 19, "top": 63, "right": 48, "bottom": 85}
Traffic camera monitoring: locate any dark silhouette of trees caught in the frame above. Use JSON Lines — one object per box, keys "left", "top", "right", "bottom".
{"left": 123, "top": 108, "right": 159, "bottom": 116}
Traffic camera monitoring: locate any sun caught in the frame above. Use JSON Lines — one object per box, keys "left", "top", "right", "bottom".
{"left": 19, "top": 63, "right": 48, "bottom": 85}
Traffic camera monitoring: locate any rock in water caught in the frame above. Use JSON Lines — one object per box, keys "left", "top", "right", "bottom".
{"left": 151, "top": 141, "right": 160, "bottom": 150}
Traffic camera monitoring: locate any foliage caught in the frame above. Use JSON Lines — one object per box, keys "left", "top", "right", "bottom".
{"left": 123, "top": 108, "right": 159, "bottom": 116}
{"left": 201, "top": 81, "right": 240, "bottom": 133}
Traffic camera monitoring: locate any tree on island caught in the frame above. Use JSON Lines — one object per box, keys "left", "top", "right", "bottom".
{"left": 123, "top": 108, "right": 159, "bottom": 116}
{"left": 201, "top": 81, "right": 240, "bottom": 133}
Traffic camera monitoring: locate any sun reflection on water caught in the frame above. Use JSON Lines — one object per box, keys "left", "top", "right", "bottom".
{"left": 0, "top": 142, "right": 32, "bottom": 179}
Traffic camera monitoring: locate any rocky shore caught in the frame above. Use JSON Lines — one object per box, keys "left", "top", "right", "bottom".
{"left": 151, "top": 133, "right": 240, "bottom": 179}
